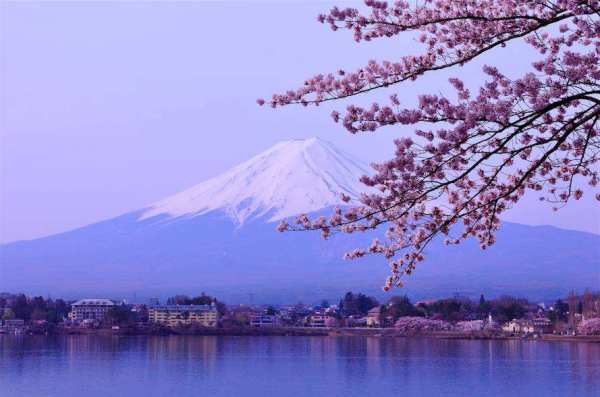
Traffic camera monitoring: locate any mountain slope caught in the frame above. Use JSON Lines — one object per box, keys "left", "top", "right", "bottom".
{"left": 140, "top": 137, "right": 371, "bottom": 224}
{"left": 1, "top": 138, "right": 598, "bottom": 302}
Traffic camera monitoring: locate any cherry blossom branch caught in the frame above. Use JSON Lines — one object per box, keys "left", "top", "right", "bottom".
{"left": 264, "top": 0, "right": 599, "bottom": 290}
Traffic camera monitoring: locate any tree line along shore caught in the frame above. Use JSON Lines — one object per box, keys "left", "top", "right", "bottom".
{"left": 1, "top": 291, "right": 599, "bottom": 342}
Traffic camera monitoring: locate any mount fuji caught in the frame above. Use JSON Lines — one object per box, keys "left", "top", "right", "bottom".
{"left": 1, "top": 138, "right": 598, "bottom": 303}
{"left": 139, "top": 137, "right": 371, "bottom": 225}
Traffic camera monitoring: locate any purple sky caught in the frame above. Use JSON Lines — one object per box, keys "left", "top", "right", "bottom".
{"left": 1, "top": 1, "right": 598, "bottom": 243}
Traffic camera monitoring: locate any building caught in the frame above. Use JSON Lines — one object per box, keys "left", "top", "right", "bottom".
{"left": 250, "top": 314, "right": 279, "bottom": 327}
{"left": 484, "top": 314, "right": 499, "bottom": 330}
{"left": 532, "top": 316, "right": 553, "bottom": 334}
{"left": 148, "top": 304, "right": 218, "bottom": 327}
{"left": 69, "top": 299, "right": 115, "bottom": 322}
{"left": 502, "top": 319, "right": 534, "bottom": 334}
{"left": 0, "top": 319, "right": 26, "bottom": 334}
{"left": 366, "top": 306, "right": 382, "bottom": 327}
{"left": 346, "top": 315, "right": 367, "bottom": 327}
{"left": 229, "top": 305, "right": 258, "bottom": 326}
{"left": 307, "top": 311, "right": 327, "bottom": 327}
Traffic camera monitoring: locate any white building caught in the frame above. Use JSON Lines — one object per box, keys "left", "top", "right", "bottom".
{"left": 366, "top": 306, "right": 382, "bottom": 327}
{"left": 148, "top": 304, "right": 218, "bottom": 327}
{"left": 502, "top": 319, "right": 534, "bottom": 334}
{"left": 69, "top": 299, "right": 115, "bottom": 322}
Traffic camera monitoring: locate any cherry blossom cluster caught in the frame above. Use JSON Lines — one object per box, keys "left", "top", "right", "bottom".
{"left": 577, "top": 318, "right": 600, "bottom": 335}
{"left": 266, "top": 0, "right": 599, "bottom": 291}
{"left": 394, "top": 316, "right": 452, "bottom": 334}
{"left": 259, "top": 1, "right": 599, "bottom": 108}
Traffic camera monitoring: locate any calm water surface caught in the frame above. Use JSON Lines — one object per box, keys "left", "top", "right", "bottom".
{"left": 1, "top": 335, "right": 599, "bottom": 396}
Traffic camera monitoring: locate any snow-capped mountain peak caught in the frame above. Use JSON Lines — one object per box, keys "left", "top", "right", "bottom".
{"left": 139, "top": 137, "right": 371, "bottom": 224}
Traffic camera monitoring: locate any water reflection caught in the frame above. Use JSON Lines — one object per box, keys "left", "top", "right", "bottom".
{"left": 1, "top": 335, "right": 599, "bottom": 397}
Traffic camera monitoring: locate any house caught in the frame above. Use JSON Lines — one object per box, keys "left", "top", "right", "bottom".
{"left": 324, "top": 316, "right": 340, "bottom": 328}
{"left": 307, "top": 311, "right": 328, "bottom": 327}
{"left": 250, "top": 314, "right": 280, "bottom": 327}
{"left": 148, "top": 304, "right": 218, "bottom": 327}
{"left": 502, "top": 319, "right": 534, "bottom": 334}
{"left": 277, "top": 306, "right": 300, "bottom": 325}
{"left": 69, "top": 299, "right": 115, "bottom": 322}
{"left": 0, "top": 319, "right": 26, "bottom": 334}
{"left": 366, "top": 306, "right": 382, "bottom": 327}
{"left": 346, "top": 315, "right": 367, "bottom": 328}
{"left": 532, "top": 316, "right": 553, "bottom": 334}
{"left": 229, "top": 305, "right": 259, "bottom": 326}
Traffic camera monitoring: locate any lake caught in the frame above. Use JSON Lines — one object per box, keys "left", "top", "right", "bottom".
{"left": 1, "top": 335, "right": 599, "bottom": 396}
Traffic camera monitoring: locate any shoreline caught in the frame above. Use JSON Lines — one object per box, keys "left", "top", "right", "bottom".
{"left": 7, "top": 326, "right": 600, "bottom": 343}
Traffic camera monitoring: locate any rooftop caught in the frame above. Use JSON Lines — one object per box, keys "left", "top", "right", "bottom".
{"left": 72, "top": 299, "right": 115, "bottom": 306}
{"left": 150, "top": 304, "right": 216, "bottom": 312}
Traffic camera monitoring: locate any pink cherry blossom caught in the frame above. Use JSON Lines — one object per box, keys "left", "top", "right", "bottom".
{"left": 264, "top": 0, "right": 599, "bottom": 291}
{"left": 578, "top": 318, "right": 600, "bottom": 335}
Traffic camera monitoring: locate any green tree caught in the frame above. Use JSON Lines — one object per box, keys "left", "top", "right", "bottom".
{"left": 478, "top": 294, "right": 492, "bottom": 318}
{"left": 491, "top": 296, "right": 529, "bottom": 324}
{"left": 12, "top": 294, "right": 32, "bottom": 320}
{"left": 31, "top": 308, "right": 47, "bottom": 321}
{"left": 31, "top": 296, "right": 47, "bottom": 312}
{"left": 549, "top": 299, "right": 569, "bottom": 323}
{"left": 191, "top": 293, "right": 213, "bottom": 305}
{"left": 103, "top": 305, "right": 134, "bottom": 326}
{"left": 385, "top": 295, "right": 420, "bottom": 321}
{"left": 339, "top": 292, "right": 378, "bottom": 316}
{"left": 167, "top": 295, "right": 192, "bottom": 305}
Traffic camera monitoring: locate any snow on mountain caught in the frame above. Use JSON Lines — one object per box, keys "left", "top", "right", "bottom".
{"left": 139, "top": 137, "right": 372, "bottom": 224}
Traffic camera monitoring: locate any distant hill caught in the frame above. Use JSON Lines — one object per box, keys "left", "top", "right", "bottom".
{"left": 1, "top": 138, "right": 598, "bottom": 303}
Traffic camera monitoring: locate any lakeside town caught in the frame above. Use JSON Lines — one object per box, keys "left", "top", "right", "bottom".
{"left": 1, "top": 290, "right": 600, "bottom": 341}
